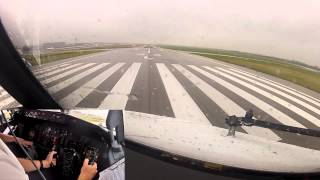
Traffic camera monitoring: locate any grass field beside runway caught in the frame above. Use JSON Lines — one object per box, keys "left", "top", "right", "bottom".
{"left": 161, "top": 45, "right": 320, "bottom": 93}
{"left": 23, "top": 49, "right": 107, "bottom": 66}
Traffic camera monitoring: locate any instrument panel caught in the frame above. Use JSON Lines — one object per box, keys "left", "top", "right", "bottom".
{"left": 11, "top": 110, "right": 115, "bottom": 179}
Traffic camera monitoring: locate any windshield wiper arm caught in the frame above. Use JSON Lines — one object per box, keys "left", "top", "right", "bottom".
{"left": 225, "top": 109, "right": 320, "bottom": 138}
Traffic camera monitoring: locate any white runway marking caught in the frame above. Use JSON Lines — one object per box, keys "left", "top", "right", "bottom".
{"left": 173, "top": 64, "right": 280, "bottom": 141}
{"left": 98, "top": 63, "right": 141, "bottom": 109}
{"left": 33, "top": 63, "right": 71, "bottom": 75}
{"left": 228, "top": 67, "right": 320, "bottom": 108}
{"left": 156, "top": 63, "right": 210, "bottom": 125}
{"left": 59, "top": 63, "right": 125, "bottom": 107}
{"left": 153, "top": 54, "right": 161, "bottom": 57}
{"left": 37, "top": 63, "right": 82, "bottom": 79}
{"left": 48, "top": 63, "right": 108, "bottom": 94}
{"left": 32, "top": 51, "right": 107, "bottom": 74}
{"left": 218, "top": 67, "right": 320, "bottom": 116}
{"left": 199, "top": 59, "right": 320, "bottom": 107}
{"left": 41, "top": 63, "right": 93, "bottom": 84}
{"left": 190, "top": 65, "right": 305, "bottom": 128}
{"left": 212, "top": 67, "right": 320, "bottom": 127}
{"left": 33, "top": 61, "right": 71, "bottom": 72}
{"left": 144, "top": 56, "right": 153, "bottom": 59}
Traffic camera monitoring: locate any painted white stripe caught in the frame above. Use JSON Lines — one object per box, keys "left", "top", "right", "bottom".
{"left": 59, "top": 63, "right": 125, "bottom": 107}
{"left": 218, "top": 67, "right": 320, "bottom": 116}
{"left": 156, "top": 63, "right": 210, "bottom": 125}
{"left": 197, "top": 59, "right": 320, "bottom": 104}
{"left": 33, "top": 62, "right": 68, "bottom": 72}
{"left": 229, "top": 68, "right": 320, "bottom": 108}
{"left": 0, "top": 97, "right": 15, "bottom": 108}
{"left": 98, "top": 63, "right": 141, "bottom": 109}
{"left": 190, "top": 65, "right": 305, "bottom": 128}
{"left": 33, "top": 50, "right": 107, "bottom": 74}
{"left": 37, "top": 63, "right": 82, "bottom": 79}
{"left": 48, "top": 63, "right": 108, "bottom": 94}
{"left": 41, "top": 63, "right": 93, "bottom": 85}
{"left": 33, "top": 63, "right": 71, "bottom": 75}
{"left": 211, "top": 67, "right": 320, "bottom": 127}
{"left": 173, "top": 64, "right": 280, "bottom": 141}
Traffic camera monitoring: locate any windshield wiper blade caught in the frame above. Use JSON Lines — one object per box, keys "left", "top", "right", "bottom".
{"left": 225, "top": 109, "right": 320, "bottom": 138}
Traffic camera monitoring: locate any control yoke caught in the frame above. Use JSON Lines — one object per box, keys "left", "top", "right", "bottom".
{"left": 106, "top": 110, "right": 125, "bottom": 165}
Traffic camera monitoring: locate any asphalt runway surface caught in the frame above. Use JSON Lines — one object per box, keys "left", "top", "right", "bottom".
{"left": 1, "top": 47, "right": 320, "bottom": 150}
{"left": 2, "top": 46, "right": 320, "bottom": 179}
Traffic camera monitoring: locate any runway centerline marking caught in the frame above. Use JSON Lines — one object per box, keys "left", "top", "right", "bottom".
{"left": 98, "top": 63, "right": 141, "bottom": 109}
{"left": 157, "top": 63, "right": 210, "bottom": 125}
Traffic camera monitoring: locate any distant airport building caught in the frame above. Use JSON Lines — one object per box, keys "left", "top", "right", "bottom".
{"left": 42, "top": 42, "right": 66, "bottom": 49}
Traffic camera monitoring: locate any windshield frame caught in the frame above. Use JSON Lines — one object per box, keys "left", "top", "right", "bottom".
{"left": 0, "top": 20, "right": 61, "bottom": 109}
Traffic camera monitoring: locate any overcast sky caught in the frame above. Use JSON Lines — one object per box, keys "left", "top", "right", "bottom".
{"left": 1, "top": 0, "right": 320, "bottom": 66}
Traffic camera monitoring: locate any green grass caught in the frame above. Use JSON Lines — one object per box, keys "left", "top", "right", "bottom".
{"left": 160, "top": 45, "right": 320, "bottom": 71}
{"left": 23, "top": 49, "right": 106, "bottom": 66}
{"left": 160, "top": 45, "right": 320, "bottom": 93}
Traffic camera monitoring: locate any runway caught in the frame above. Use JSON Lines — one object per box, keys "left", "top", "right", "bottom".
{"left": 1, "top": 46, "right": 320, "bottom": 150}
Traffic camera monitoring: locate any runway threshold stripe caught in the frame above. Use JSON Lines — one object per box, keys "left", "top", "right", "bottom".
{"left": 211, "top": 67, "right": 320, "bottom": 127}
{"left": 32, "top": 51, "right": 106, "bottom": 74}
{"left": 37, "top": 63, "right": 82, "bottom": 79}
{"left": 218, "top": 67, "right": 320, "bottom": 116}
{"left": 59, "top": 63, "right": 125, "bottom": 107}
{"left": 41, "top": 63, "right": 93, "bottom": 84}
{"left": 33, "top": 63, "right": 71, "bottom": 75}
{"left": 33, "top": 63, "right": 68, "bottom": 73}
{"left": 98, "top": 63, "right": 141, "bottom": 109}
{"left": 191, "top": 65, "right": 304, "bottom": 128}
{"left": 156, "top": 63, "right": 210, "bottom": 125}
{"left": 173, "top": 64, "right": 280, "bottom": 141}
{"left": 229, "top": 67, "right": 320, "bottom": 105}
{"left": 48, "top": 63, "right": 109, "bottom": 94}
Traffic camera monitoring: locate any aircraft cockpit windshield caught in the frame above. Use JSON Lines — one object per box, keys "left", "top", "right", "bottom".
{"left": 1, "top": 0, "right": 320, "bottom": 178}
